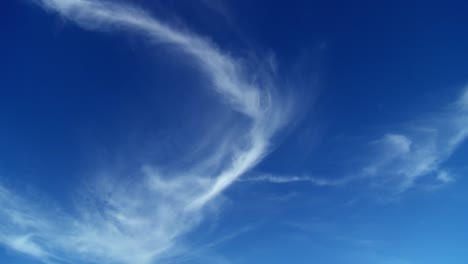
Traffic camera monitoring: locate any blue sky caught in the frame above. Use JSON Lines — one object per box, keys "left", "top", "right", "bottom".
{"left": 1, "top": 0, "right": 468, "bottom": 263}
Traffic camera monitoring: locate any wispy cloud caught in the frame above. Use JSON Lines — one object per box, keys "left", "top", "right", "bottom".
{"left": 0, "top": 0, "right": 295, "bottom": 263}
{"left": 241, "top": 173, "right": 349, "bottom": 186}
{"left": 245, "top": 88, "right": 468, "bottom": 194}
{"left": 435, "top": 170, "right": 455, "bottom": 183}
{"left": 363, "top": 87, "right": 468, "bottom": 191}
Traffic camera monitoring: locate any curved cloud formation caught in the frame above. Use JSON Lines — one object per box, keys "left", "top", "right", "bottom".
{"left": 0, "top": 0, "right": 294, "bottom": 263}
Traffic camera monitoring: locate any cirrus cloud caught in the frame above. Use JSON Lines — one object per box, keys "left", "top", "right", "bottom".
{"left": 0, "top": 0, "right": 296, "bottom": 263}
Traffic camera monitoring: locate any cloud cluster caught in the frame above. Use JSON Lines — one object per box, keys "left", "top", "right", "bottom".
{"left": 0, "top": 0, "right": 294, "bottom": 263}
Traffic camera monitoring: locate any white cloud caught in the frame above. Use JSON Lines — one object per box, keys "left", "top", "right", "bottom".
{"left": 381, "top": 134, "right": 412, "bottom": 155}
{"left": 363, "top": 88, "right": 468, "bottom": 191}
{"left": 458, "top": 88, "right": 468, "bottom": 111}
{"left": 241, "top": 174, "right": 349, "bottom": 186}
{"left": 436, "top": 170, "right": 455, "bottom": 184}
{"left": 1, "top": 235, "right": 49, "bottom": 260}
{"left": 0, "top": 0, "right": 296, "bottom": 263}
{"left": 245, "top": 88, "right": 468, "bottom": 194}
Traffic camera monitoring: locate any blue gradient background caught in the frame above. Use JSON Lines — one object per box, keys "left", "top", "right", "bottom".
{"left": 1, "top": 1, "right": 468, "bottom": 263}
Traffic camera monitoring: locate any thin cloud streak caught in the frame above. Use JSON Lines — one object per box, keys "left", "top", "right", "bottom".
{"left": 241, "top": 174, "right": 349, "bottom": 186}
{"left": 0, "top": 0, "right": 295, "bottom": 263}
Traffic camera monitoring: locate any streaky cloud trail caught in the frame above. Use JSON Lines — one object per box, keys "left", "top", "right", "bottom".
{"left": 0, "top": 0, "right": 295, "bottom": 263}
{"left": 246, "top": 88, "right": 468, "bottom": 195}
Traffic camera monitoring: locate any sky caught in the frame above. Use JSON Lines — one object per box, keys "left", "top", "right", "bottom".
{"left": 1, "top": 0, "right": 468, "bottom": 264}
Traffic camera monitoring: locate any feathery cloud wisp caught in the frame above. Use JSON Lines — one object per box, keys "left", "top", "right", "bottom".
{"left": 363, "top": 88, "right": 468, "bottom": 191}
{"left": 241, "top": 174, "right": 349, "bottom": 186}
{"left": 245, "top": 88, "right": 468, "bottom": 194}
{"left": 0, "top": 0, "right": 295, "bottom": 263}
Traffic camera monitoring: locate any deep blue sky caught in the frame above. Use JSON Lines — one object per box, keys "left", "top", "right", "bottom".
{"left": 1, "top": 1, "right": 468, "bottom": 264}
